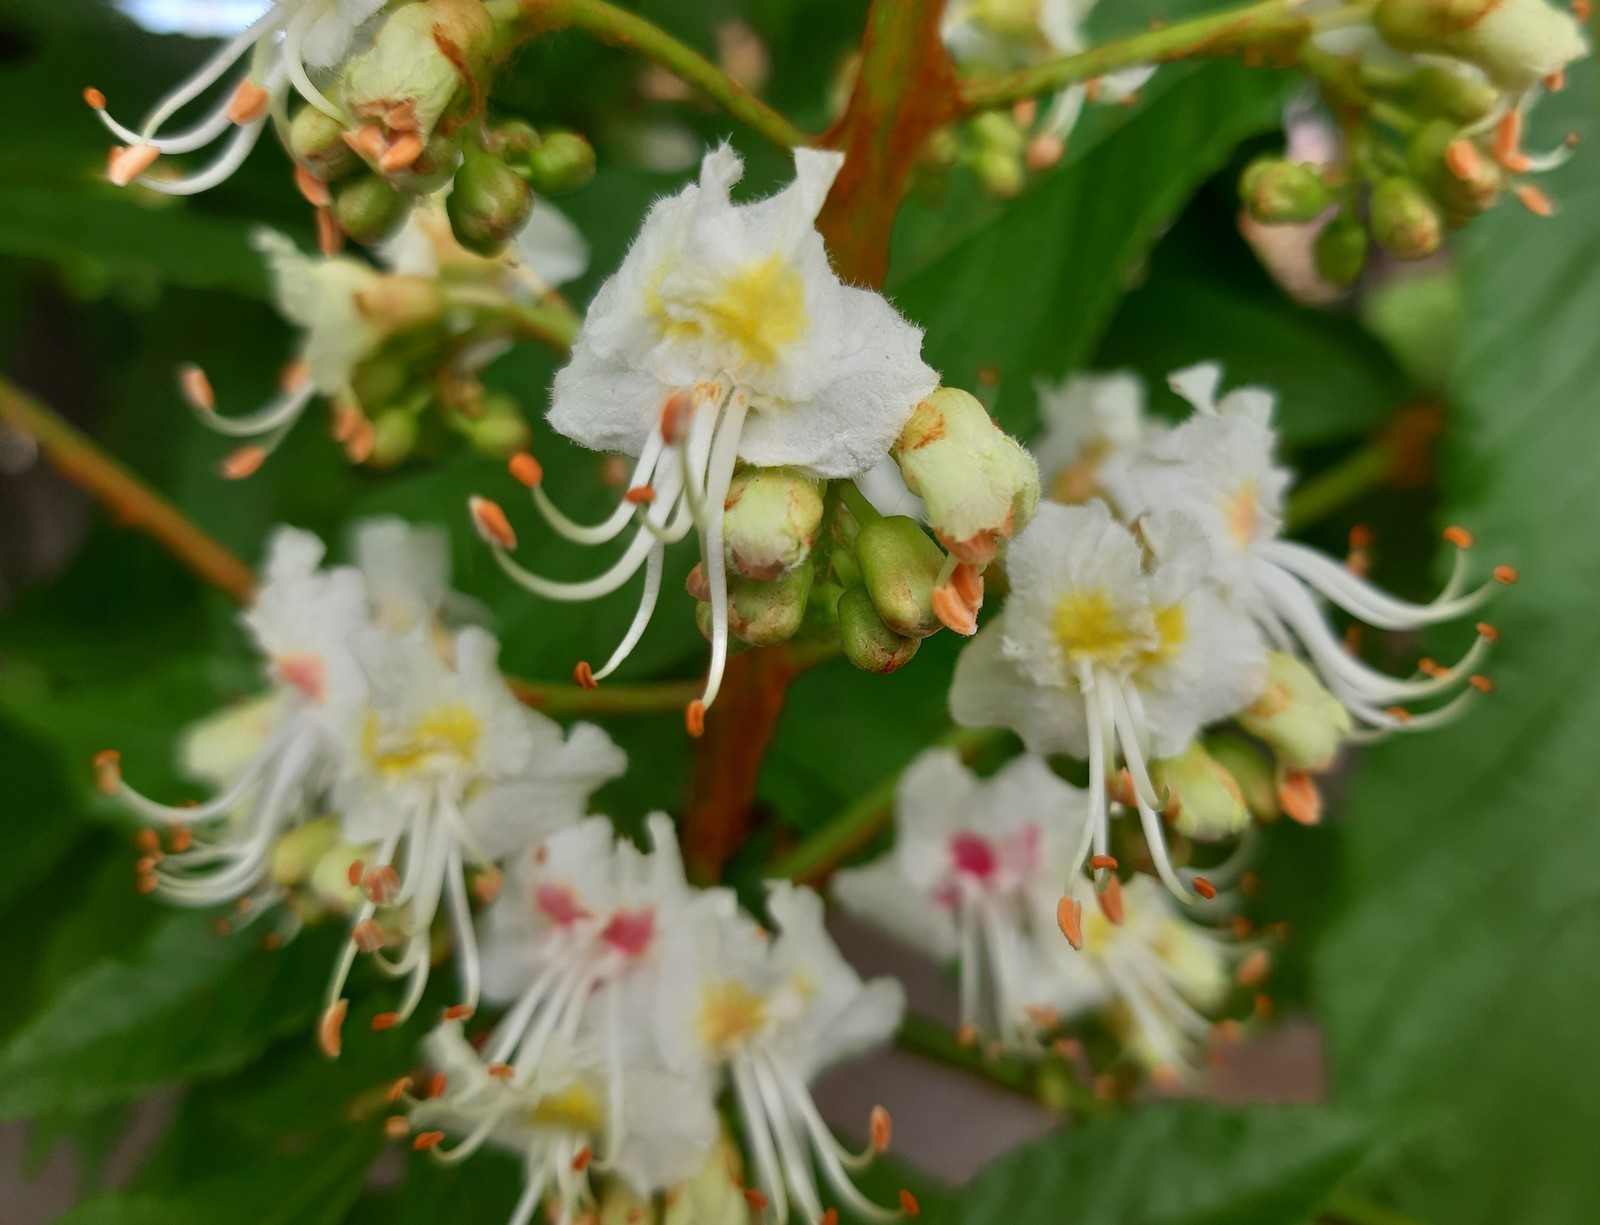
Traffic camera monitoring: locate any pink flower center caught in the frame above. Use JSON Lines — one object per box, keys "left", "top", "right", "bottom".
{"left": 276, "top": 653, "right": 325, "bottom": 702}
{"left": 949, "top": 833, "right": 997, "bottom": 881}
{"left": 600, "top": 908, "right": 657, "bottom": 957}
{"left": 534, "top": 882, "right": 591, "bottom": 926}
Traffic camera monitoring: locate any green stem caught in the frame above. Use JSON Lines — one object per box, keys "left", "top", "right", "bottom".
{"left": 770, "top": 726, "right": 1002, "bottom": 883}
{"left": 514, "top": 0, "right": 810, "bottom": 149}
{"left": 835, "top": 478, "right": 883, "bottom": 526}
{"left": 960, "top": 1, "right": 1374, "bottom": 113}
{"left": 1286, "top": 443, "right": 1390, "bottom": 531}
{"left": 896, "top": 1014, "right": 1103, "bottom": 1116}
{"left": 506, "top": 674, "right": 701, "bottom": 715}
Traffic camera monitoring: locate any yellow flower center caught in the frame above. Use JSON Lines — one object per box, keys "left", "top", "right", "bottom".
{"left": 363, "top": 702, "right": 482, "bottom": 777}
{"left": 650, "top": 254, "right": 809, "bottom": 370}
{"left": 1052, "top": 590, "right": 1143, "bottom": 666}
{"left": 528, "top": 1083, "right": 605, "bottom": 1134}
{"left": 697, "top": 980, "right": 768, "bottom": 1051}
{"left": 1141, "top": 603, "right": 1188, "bottom": 666}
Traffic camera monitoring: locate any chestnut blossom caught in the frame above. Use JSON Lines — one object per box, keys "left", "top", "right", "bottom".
{"left": 470, "top": 144, "right": 937, "bottom": 732}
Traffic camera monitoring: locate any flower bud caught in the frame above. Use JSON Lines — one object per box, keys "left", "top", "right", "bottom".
{"left": 352, "top": 273, "right": 445, "bottom": 334}
{"left": 370, "top": 408, "right": 419, "bottom": 468}
{"left": 342, "top": 0, "right": 496, "bottom": 143}
{"left": 1313, "top": 214, "right": 1369, "bottom": 288}
{"left": 487, "top": 119, "right": 541, "bottom": 160}
{"left": 1369, "top": 176, "right": 1444, "bottom": 260}
{"left": 1375, "top": 0, "right": 1587, "bottom": 91}
{"left": 802, "top": 578, "right": 845, "bottom": 642}
{"left": 351, "top": 353, "right": 410, "bottom": 408}
{"left": 839, "top": 584, "right": 920, "bottom": 674}
{"left": 448, "top": 148, "right": 535, "bottom": 255}
{"left": 971, "top": 146, "right": 1024, "bottom": 198}
{"left": 1151, "top": 741, "right": 1249, "bottom": 842}
{"left": 289, "top": 104, "right": 361, "bottom": 181}
{"left": 526, "top": 130, "right": 598, "bottom": 196}
{"left": 854, "top": 515, "right": 944, "bottom": 638}
{"left": 388, "top": 128, "right": 465, "bottom": 196}
{"left": 308, "top": 837, "right": 370, "bottom": 912}
{"left": 1404, "top": 63, "right": 1501, "bottom": 124}
{"left": 334, "top": 174, "right": 412, "bottom": 244}
{"left": 466, "top": 395, "right": 532, "bottom": 458}
{"left": 1407, "top": 119, "right": 1503, "bottom": 217}
{"left": 722, "top": 466, "right": 824, "bottom": 580}
{"left": 1239, "top": 157, "right": 1334, "bottom": 225}
{"left": 271, "top": 816, "right": 344, "bottom": 890}
{"left": 891, "top": 388, "right": 1039, "bottom": 564}
{"left": 1204, "top": 734, "right": 1280, "bottom": 822}
{"left": 724, "top": 564, "right": 814, "bottom": 647}
{"left": 1236, "top": 651, "right": 1353, "bottom": 771}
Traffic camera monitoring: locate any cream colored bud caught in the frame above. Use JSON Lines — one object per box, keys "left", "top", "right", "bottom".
{"left": 1236, "top": 651, "right": 1353, "bottom": 771}
{"left": 722, "top": 466, "right": 824, "bottom": 579}
{"left": 725, "top": 565, "right": 813, "bottom": 648}
{"left": 271, "top": 816, "right": 344, "bottom": 889}
{"left": 892, "top": 388, "right": 1039, "bottom": 565}
{"left": 1151, "top": 741, "right": 1249, "bottom": 842}
{"left": 342, "top": 0, "right": 495, "bottom": 143}
{"left": 1375, "top": 0, "right": 1587, "bottom": 91}
{"left": 1204, "top": 734, "right": 1281, "bottom": 822}
{"left": 352, "top": 273, "right": 444, "bottom": 334}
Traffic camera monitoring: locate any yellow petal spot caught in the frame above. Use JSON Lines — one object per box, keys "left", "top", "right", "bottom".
{"left": 529, "top": 1083, "right": 605, "bottom": 1134}
{"left": 697, "top": 980, "right": 768, "bottom": 1051}
{"left": 363, "top": 703, "right": 482, "bottom": 776}
{"left": 1142, "top": 603, "right": 1187, "bottom": 666}
{"left": 1052, "top": 590, "right": 1142, "bottom": 666}
{"left": 650, "top": 253, "right": 809, "bottom": 370}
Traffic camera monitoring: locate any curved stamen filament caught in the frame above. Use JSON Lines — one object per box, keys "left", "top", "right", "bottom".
{"left": 282, "top": 2, "right": 349, "bottom": 122}
{"left": 732, "top": 1054, "right": 791, "bottom": 1225}
{"left": 133, "top": 112, "right": 273, "bottom": 195}
{"left": 1259, "top": 539, "right": 1499, "bottom": 630}
{"left": 185, "top": 371, "right": 316, "bottom": 439}
{"left": 137, "top": 7, "right": 285, "bottom": 139}
{"left": 1106, "top": 682, "right": 1193, "bottom": 902}
{"left": 528, "top": 434, "right": 666, "bottom": 545}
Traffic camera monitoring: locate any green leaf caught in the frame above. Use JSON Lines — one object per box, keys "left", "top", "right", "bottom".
{"left": 888, "top": 60, "right": 1292, "bottom": 440}
{"left": 1314, "top": 65, "right": 1600, "bottom": 1225}
{"left": 945, "top": 1103, "right": 1369, "bottom": 1225}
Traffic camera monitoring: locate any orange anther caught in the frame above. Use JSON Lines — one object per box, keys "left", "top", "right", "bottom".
{"left": 1576, "top": 0, "right": 1592, "bottom": 18}
{"left": 1150, "top": 1064, "right": 1182, "bottom": 1091}
{"left": 1056, "top": 896, "right": 1084, "bottom": 950}
{"left": 93, "top": 748, "right": 122, "bottom": 795}
{"left": 135, "top": 855, "right": 158, "bottom": 875}
{"left": 364, "top": 864, "right": 401, "bottom": 905}
{"left": 469, "top": 496, "right": 518, "bottom": 550}
{"left": 1025, "top": 132, "right": 1065, "bottom": 172}
{"left": 1236, "top": 947, "right": 1272, "bottom": 988}
{"left": 213, "top": 918, "right": 232, "bottom": 937}
{"left": 930, "top": 584, "right": 979, "bottom": 636}
{"left": 1493, "top": 111, "right": 1525, "bottom": 167}
{"left": 319, "top": 999, "right": 349, "bottom": 1058}
{"left": 1444, "top": 139, "right": 1481, "bottom": 182}
{"left": 1088, "top": 854, "right": 1118, "bottom": 871}
{"left": 870, "top": 1104, "right": 892, "bottom": 1153}
{"left": 1443, "top": 525, "right": 1474, "bottom": 549}
{"left": 387, "top": 1076, "right": 413, "bottom": 1103}
{"left": 685, "top": 700, "right": 706, "bottom": 738}
{"left": 1493, "top": 565, "right": 1520, "bottom": 585}
{"left": 1229, "top": 915, "right": 1255, "bottom": 938}
{"left": 950, "top": 561, "right": 985, "bottom": 609}
{"left": 107, "top": 144, "right": 160, "bottom": 186}
{"left": 221, "top": 445, "right": 268, "bottom": 480}
{"left": 1469, "top": 674, "right": 1495, "bottom": 693}
{"left": 225, "top": 79, "right": 271, "bottom": 125}
{"left": 956, "top": 1023, "right": 979, "bottom": 1047}
{"left": 473, "top": 867, "right": 504, "bottom": 904}
{"left": 900, "top": 1189, "right": 921, "bottom": 1217}
{"left": 1348, "top": 523, "right": 1374, "bottom": 551}
{"left": 443, "top": 1003, "right": 475, "bottom": 1021}
{"left": 371, "top": 1010, "right": 401, "bottom": 1032}
{"left": 573, "top": 661, "right": 598, "bottom": 690}
{"left": 1545, "top": 70, "right": 1567, "bottom": 91}
{"left": 383, "top": 1116, "right": 410, "bottom": 1139}
{"left": 1097, "top": 875, "right": 1124, "bottom": 925}
{"left": 135, "top": 828, "right": 160, "bottom": 854}
{"left": 427, "top": 1072, "right": 447, "bottom": 1098}
{"left": 168, "top": 826, "right": 193, "bottom": 853}
{"left": 315, "top": 206, "right": 343, "bottom": 256}
{"left": 177, "top": 363, "right": 216, "bottom": 412}
{"left": 83, "top": 87, "right": 106, "bottom": 109}
{"left": 1385, "top": 706, "right": 1413, "bottom": 724}
{"left": 659, "top": 390, "right": 694, "bottom": 443}
{"left": 1277, "top": 769, "right": 1323, "bottom": 826}
{"left": 1240, "top": 870, "right": 1260, "bottom": 898}
{"left": 342, "top": 123, "right": 386, "bottom": 162}
{"left": 487, "top": 1062, "right": 514, "bottom": 1080}
{"left": 624, "top": 485, "right": 657, "bottom": 504}
{"left": 1193, "top": 876, "right": 1218, "bottom": 900}
{"left": 294, "top": 163, "right": 331, "bottom": 208}
{"left": 353, "top": 920, "right": 389, "bottom": 953}
{"left": 1418, "top": 658, "right": 1442, "bottom": 677}
{"left": 571, "top": 1146, "right": 594, "bottom": 1172}
{"left": 1476, "top": 622, "right": 1499, "bottom": 642}
{"left": 348, "top": 859, "right": 366, "bottom": 887}
{"left": 509, "top": 451, "right": 543, "bottom": 488}
{"left": 1084, "top": 77, "right": 1103, "bottom": 103}
{"left": 135, "top": 872, "right": 158, "bottom": 895}
{"left": 821, "top": 1211, "right": 839, "bottom": 1225}
{"left": 412, "top": 1131, "right": 445, "bottom": 1151}
{"left": 1106, "top": 768, "right": 1138, "bottom": 808}
{"left": 281, "top": 358, "right": 311, "bottom": 393}
{"left": 1253, "top": 992, "right": 1274, "bottom": 1018}
{"left": 1212, "top": 1018, "right": 1243, "bottom": 1045}
{"left": 1516, "top": 184, "right": 1555, "bottom": 217}
{"left": 743, "top": 1189, "right": 769, "bottom": 1210}
{"left": 378, "top": 132, "right": 425, "bottom": 175}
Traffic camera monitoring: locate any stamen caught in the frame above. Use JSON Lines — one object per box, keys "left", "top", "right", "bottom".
{"left": 1193, "top": 877, "right": 1217, "bottom": 900}
{"left": 1443, "top": 525, "right": 1474, "bottom": 549}
{"left": 107, "top": 144, "right": 160, "bottom": 186}
{"left": 1056, "top": 896, "right": 1084, "bottom": 949}
{"left": 444, "top": 1003, "right": 475, "bottom": 1021}
{"left": 1546, "top": 70, "right": 1566, "bottom": 91}
{"left": 94, "top": 748, "right": 122, "bottom": 795}
{"left": 469, "top": 497, "right": 519, "bottom": 550}
{"left": 1088, "top": 854, "right": 1118, "bottom": 870}
{"left": 348, "top": 860, "right": 365, "bottom": 887}
{"left": 178, "top": 364, "right": 216, "bottom": 412}
{"left": 870, "top": 1105, "right": 892, "bottom": 1153}
{"left": 624, "top": 485, "right": 657, "bottom": 504}
{"left": 364, "top": 865, "right": 401, "bottom": 904}
{"left": 221, "top": 445, "right": 268, "bottom": 480}
{"left": 822, "top": 1211, "right": 839, "bottom": 1225}
{"left": 84, "top": 87, "right": 106, "bottom": 109}
{"left": 473, "top": 867, "right": 504, "bottom": 903}
{"left": 1516, "top": 184, "right": 1555, "bottom": 217}
{"left": 384, "top": 1116, "right": 410, "bottom": 1139}
{"left": 1445, "top": 139, "right": 1481, "bottom": 182}
{"left": 900, "top": 1189, "right": 921, "bottom": 1217}
{"left": 1097, "top": 875, "right": 1124, "bottom": 924}
{"left": 1493, "top": 565, "right": 1519, "bottom": 585}
{"left": 1236, "top": 948, "right": 1271, "bottom": 988}
{"left": 388, "top": 1076, "right": 413, "bottom": 1103}
{"left": 1469, "top": 674, "right": 1494, "bottom": 693}
{"left": 956, "top": 1023, "right": 979, "bottom": 1047}
{"left": 931, "top": 584, "right": 979, "bottom": 635}
{"left": 1477, "top": 621, "right": 1499, "bottom": 642}
{"left": 1277, "top": 770, "right": 1322, "bottom": 825}
{"left": 573, "top": 661, "right": 598, "bottom": 690}
{"left": 685, "top": 700, "right": 706, "bottom": 738}
{"left": 342, "top": 124, "right": 386, "bottom": 162}
{"left": 427, "top": 1072, "right": 447, "bottom": 1098}
{"left": 225, "top": 80, "right": 271, "bottom": 125}
{"left": 742, "top": 1189, "right": 769, "bottom": 1210}
{"left": 135, "top": 828, "right": 161, "bottom": 855}
{"left": 413, "top": 1131, "right": 446, "bottom": 1151}
{"left": 293, "top": 164, "right": 331, "bottom": 207}
{"left": 509, "top": 452, "right": 543, "bottom": 488}
{"left": 571, "top": 1146, "right": 594, "bottom": 1172}
{"left": 316, "top": 207, "right": 342, "bottom": 256}
{"left": 319, "top": 999, "right": 348, "bottom": 1058}
{"left": 378, "top": 133, "right": 425, "bottom": 174}
{"left": 354, "top": 919, "right": 389, "bottom": 952}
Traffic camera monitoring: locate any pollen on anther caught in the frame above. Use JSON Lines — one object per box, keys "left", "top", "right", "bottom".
{"left": 221, "top": 445, "right": 268, "bottom": 481}
{"left": 685, "top": 700, "right": 707, "bottom": 738}
{"left": 135, "top": 828, "right": 160, "bottom": 855}
{"left": 469, "top": 496, "right": 518, "bottom": 550}
{"left": 1236, "top": 948, "right": 1272, "bottom": 988}
{"left": 293, "top": 164, "right": 331, "bottom": 208}
{"left": 225, "top": 79, "right": 271, "bottom": 125}
{"left": 821, "top": 1211, "right": 839, "bottom": 1225}
{"left": 83, "top": 87, "right": 106, "bottom": 109}
{"left": 870, "top": 1104, "right": 892, "bottom": 1153}
{"left": 742, "top": 1189, "right": 769, "bottom": 1210}
{"left": 93, "top": 748, "right": 122, "bottom": 795}
{"left": 572, "top": 1146, "right": 594, "bottom": 1172}
{"left": 444, "top": 1003, "right": 475, "bottom": 1021}
{"left": 107, "top": 144, "right": 160, "bottom": 186}
{"left": 315, "top": 207, "right": 343, "bottom": 257}
{"left": 659, "top": 390, "right": 694, "bottom": 443}
{"left": 412, "top": 1131, "right": 445, "bottom": 1152}
{"left": 1493, "top": 565, "right": 1519, "bottom": 585}
{"left": 319, "top": 999, "right": 349, "bottom": 1058}
{"left": 931, "top": 584, "right": 979, "bottom": 636}
{"left": 1516, "top": 184, "right": 1555, "bottom": 218}
{"left": 1470, "top": 674, "right": 1495, "bottom": 693}
{"left": 348, "top": 859, "right": 366, "bottom": 888}
{"left": 1193, "top": 876, "right": 1218, "bottom": 900}
{"left": 1097, "top": 875, "right": 1125, "bottom": 925}
{"left": 427, "top": 1072, "right": 447, "bottom": 1098}
{"left": 1088, "top": 854, "right": 1118, "bottom": 871}
{"left": 378, "top": 133, "right": 425, "bottom": 175}
{"left": 1444, "top": 139, "right": 1481, "bottom": 182}
{"left": 1418, "top": 658, "right": 1442, "bottom": 678}
{"left": 574, "top": 661, "right": 598, "bottom": 690}
{"left": 488, "top": 1062, "right": 513, "bottom": 1080}
{"left": 178, "top": 364, "right": 216, "bottom": 412}
{"left": 1056, "top": 896, "right": 1084, "bottom": 950}
{"left": 509, "top": 451, "right": 543, "bottom": 488}
{"left": 1443, "top": 525, "right": 1474, "bottom": 550}
{"left": 387, "top": 1076, "right": 413, "bottom": 1103}
{"left": 900, "top": 1189, "right": 921, "bottom": 1217}
{"left": 371, "top": 1011, "right": 401, "bottom": 1032}
{"left": 1477, "top": 622, "right": 1499, "bottom": 642}
{"left": 624, "top": 485, "right": 657, "bottom": 504}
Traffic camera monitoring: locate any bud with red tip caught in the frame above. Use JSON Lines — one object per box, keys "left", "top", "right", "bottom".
{"left": 721, "top": 466, "right": 824, "bottom": 580}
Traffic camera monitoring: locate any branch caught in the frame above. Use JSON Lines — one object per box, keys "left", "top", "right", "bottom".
{"left": 514, "top": 0, "right": 810, "bottom": 149}
{"left": 0, "top": 378, "right": 257, "bottom": 603}
{"left": 958, "top": 0, "right": 1373, "bottom": 114}
{"left": 506, "top": 673, "right": 700, "bottom": 715}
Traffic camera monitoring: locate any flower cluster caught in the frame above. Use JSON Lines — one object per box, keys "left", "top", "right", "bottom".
{"left": 400, "top": 818, "right": 907, "bottom": 1225}
{"left": 97, "top": 518, "right": 627, "bottom": 1055}
{"left": 469, "top": 146, "right": 1038, "bottom": 731}
{"left": 949, "top": 364, "right": 1508, "bottom": 902}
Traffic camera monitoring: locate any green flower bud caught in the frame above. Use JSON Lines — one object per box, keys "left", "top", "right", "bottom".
{"left": 1370, "top": 176, "right": 1445, "bottom": 260}
{"left": 662, "top": 1133, "right": 751, "bottom": 1225}
{"left": 970, "top": 111, "right": 1026, "bottom": 156}
{"left": 1236, "top": 651, "right": 1353, "bottom": 771}
{"left": 971, "top": 146, "right": 1024, "bottom": 199}
{"left": 1407, "top": 119, "right": 1504, "bottom": 217}
{"left": 271, "top": 816, "right": 344, "bottom": 889}
{"left": 467, "top": 399, "right": 533, "bottom": 458}
{"left": 1404, "top": 63, "right": 1501, "bottom": 124}
{"left": 487, "top": 119, "right": 541, "bottom": 161}
{"left": 288, "top": 104, "right": 361, "bottom": 181}
{"left": 855, "top": 516, "right": 944, "bottom": 639}
{"left": 839, "top": 584, "right": 920, "bottom": 674}
{"left": 370, "top": 408, "right": 419, "bottom": 468}
{"left": 333, "top": 174, "right": 412, "bottom": 245}
{"left": 1240, "top": 157, "right": 1334, "bottom": 224}
{"left": 389, "top": 128, "right": 464, "bottom": 197}
{"left": 1204, "top": 734, "right": 1281, "bottom": 822}
{"left": 1151, "top": 741, "right": 1249, "bottom": 842}
{"left": 891, "top": 388, "right": 1039, "bottom": 565}
{"left": 308, "top": 837, "right": 370, "bottom": 912}
{"left": 351, "top": 353, "right": 410, "bottom": 408}
{"left": 448, "top": 148, "right": 535, "bottom": 255}
{"left": 1314, "top": 215, "right": 1369, "bottom": 288}
{"left": 1375, "top": 0, "right": 1587, "bottom": 91}
{"left": 526, "top": 130, "right": 597, "bottom": 196}
{"left": 725, "top": 565, "right": 813, "bottom": 647}
{"left": 342, "top": 0, "right": 496, "bottom": 142}
{"left": 802, "top": 578, "right": 845, "bottom": 642}
{"left": 722, "top": 466, "right": 824, "bottom": 580}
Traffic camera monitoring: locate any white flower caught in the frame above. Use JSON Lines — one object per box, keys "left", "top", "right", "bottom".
{"left": 1101, "top": 363, "right": 1504, "bottom": 738}
{"left": 407, "top": 1022, "right": 716, "bottom": 1225}
{"left": 472, "top": 144, "right": 937, "bottom": 728}
{"left": 99, "top": 527, "right": 368, "bottom": 912}
{"left": 1031, "top": 370, "right": 1154, "bottom": 505}
{"left": 949, "top": 500, "right": 1267, "bottom": 898}
{"left": 382, "top": 190, "right": 590, "bottom": 297}
{"left": 177, "top": 230, "right": 442, "bottom": 477}
{"left": 833, "top": 750, "right": 1088, "bottom": 1047}
{"left": 317, "top": 625, "right": 626, "bottom": 1054}
{"left": 90, "top": 0, "right": 385, "bottom": 194}
{"left": 656, "top": 883, "right": 905, "bottom": 1225}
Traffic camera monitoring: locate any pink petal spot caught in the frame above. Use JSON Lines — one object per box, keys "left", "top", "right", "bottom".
{"left": 949, "top": 833, "right": 997, "bottom": 881}
{"left": 535, "top": 882, "right": 591, "bottom": 926}
{"left": 600, "top": 908, "right": 656, "bottom": 957}
{"left": 276, "top": 653, "right": 326, "bottom": 703}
